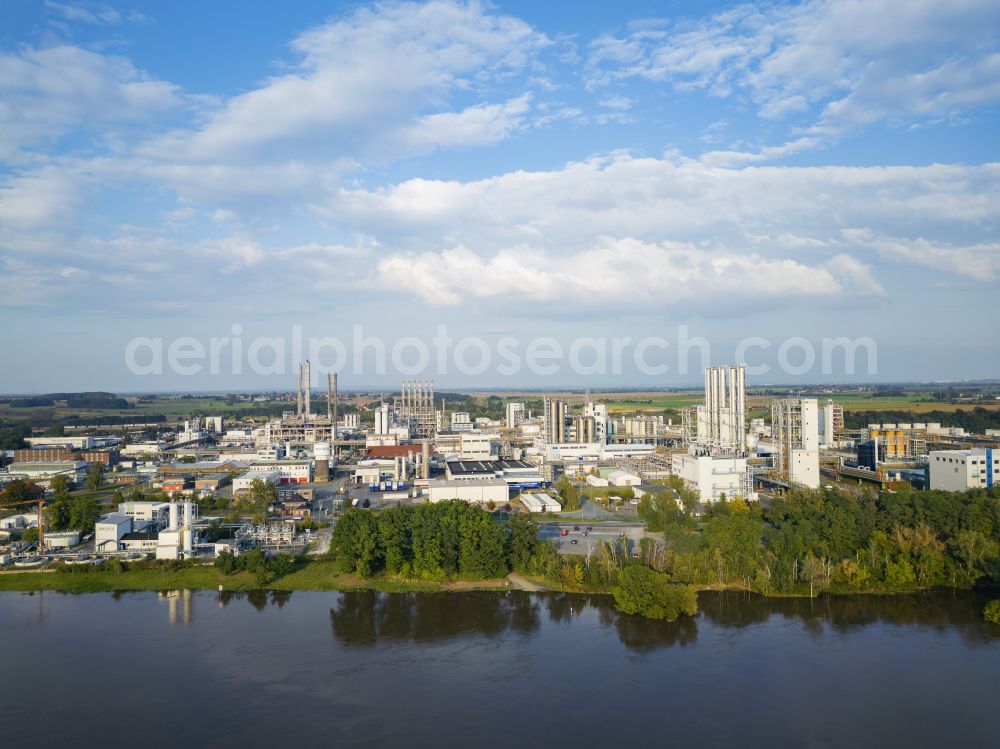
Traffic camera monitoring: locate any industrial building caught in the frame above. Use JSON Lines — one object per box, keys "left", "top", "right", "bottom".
{"left": 544, "top": 398, "right": 567, "bottom": 444}
{"left": 426, "top": 478, "right": 509, "bottom": 505}
{"left": 820, "top": 400, "right": 845, "bottom": 446}
{"left": 398, "top": 379, "right": 437, "bottom": 438}
{"left": 6, "top": 461, "right": 89, "bottom": 484}
{"left": 928, "top": 448, "right": 996, "bottom": 491}
{"left": 445, "top": 459, "right": 544, "bottom": 489}
{"left": 672, "top": 453, "right": 755, "bottom": 503}
{"left": 13, "top": 447, "right": 119, "bottom": 466}
{"left": 95, "top": 514, "right": 133, "bottom": 553}
{"left": 43, "top": 531, "right": 81, "bottom": 549}
{"left": 606, "top": 469, "right": 641, "bottom": 487}
{"left": 506, "top": 402, "right": 525, "bottom": 429}
{"left": 459, "top": 431, "right": 496, "bottom": 460}
{"left": 519, "top": 492, "right": 562, "bottom": 513}
{"left": 156, "top": 501, "right": 198, "bottom": 560}
{"left": 771, "top": 398, "right": 820, "bottom": 489}
{"left": 117, "top": 500, "right": 170, "bottom": 529}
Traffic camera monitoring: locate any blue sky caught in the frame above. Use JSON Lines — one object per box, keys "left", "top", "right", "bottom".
{"left": 1, "top": 0, "right": 998, "bottom": 392}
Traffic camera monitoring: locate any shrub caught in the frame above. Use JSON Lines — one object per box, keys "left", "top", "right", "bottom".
{"left": 985, "top": 600, "right": 1000, "bottom": 625}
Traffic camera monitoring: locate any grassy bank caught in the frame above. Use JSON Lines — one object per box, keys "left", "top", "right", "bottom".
{"left": 0, "top": 560, "right": 513, "bottom": 594}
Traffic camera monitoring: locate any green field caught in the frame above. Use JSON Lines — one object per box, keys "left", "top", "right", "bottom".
{"left": 2, "top": 388, "right": 997, "bottom": 428}
{"left": 0, "top": 396, "right": 289, "bottom": 425}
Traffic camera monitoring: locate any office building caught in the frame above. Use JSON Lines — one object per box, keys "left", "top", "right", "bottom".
{"left": 929, "top": 448, "right": 996, "bottom": 491}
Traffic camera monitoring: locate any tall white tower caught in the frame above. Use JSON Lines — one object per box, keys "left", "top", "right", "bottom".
{"left": 772, "top": 398, "right": 820, "bottom": 488}
{"left": 703, "top": 365, "right": 746, "bottom": 453}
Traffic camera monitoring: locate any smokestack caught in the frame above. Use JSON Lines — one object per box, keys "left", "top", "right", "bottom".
{"left": 304, "top": 360, "right": 312, "bottom": 416}
{"left": 296, "top": 362, "right": 303, "bottom": 416}
{"left": 326, "top": 372, "right": 332, "bottom": 421}
{"left": 332, "top": 372, "right": 339, "bottom": 456}
{"left": 422, "top": 439, "right": 430, "bottom": 479}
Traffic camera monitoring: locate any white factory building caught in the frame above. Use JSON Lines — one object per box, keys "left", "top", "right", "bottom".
{"left": 519, "top": 492, "right": 562, "bottom": 513}
{"left": 233, "top": 469, "right": 282, "bottom": 494}
{"left": 232, "top": 461, "right": 312, "bottom": 493}
{"left": 606, "top": 470, "right": 641, "bottom": 487}
{"left": 544, "top": 442, "right": 655, "bottom": 462}
{"left": 426, "top": 478, "right": 509, "bottom": 505}
{"left": 672, "top": 453, "right": 756, "bottom": 503}
{"left": 95, "top": 514, "right": 133, "bottom": 553}
{"left": 928, "top": 448, "right": 996, "bottom": 491}
{"left": 117, "top": 501, "right": 170, "bottom": 529}
{"left": 459, "top": 431, "right": 497, "bottom": 460}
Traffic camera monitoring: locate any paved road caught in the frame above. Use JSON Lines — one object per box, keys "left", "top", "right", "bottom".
{"left": 308, "top": 526, "right": 333, "bottom": 556}
{"left": 538, "top": 521, "right": 644, "bottom": 556}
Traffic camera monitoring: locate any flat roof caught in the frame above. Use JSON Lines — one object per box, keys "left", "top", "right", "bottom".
{"left": 121, "top": 532, "right": 157, "bottom": 541}
{"left": 428, "top": 478, "right": 509, "bottom": 488}
{"left": 446, "top": 459, "right": 534, "bottom": 474}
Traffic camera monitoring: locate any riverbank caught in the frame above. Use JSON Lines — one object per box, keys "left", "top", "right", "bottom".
{"left": 0, "top": 561, "right": 514, "bottom": 594}
{"left": 1, "top": 560, "right": 994, "bottom": 600}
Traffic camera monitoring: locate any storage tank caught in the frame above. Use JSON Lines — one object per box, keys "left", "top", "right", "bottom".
{"left": 314, "top": 441, "right": 331, "bottom": 482}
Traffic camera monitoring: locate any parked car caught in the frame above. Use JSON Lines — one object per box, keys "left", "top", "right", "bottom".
{"left": 571, "top": 539, "right": 578, "bottom": 545}
{"left": 560, "top": 529, "right": 568, "bottom": 537}
{"left": 573, "top": 525, "right": 580, "bottom": 531}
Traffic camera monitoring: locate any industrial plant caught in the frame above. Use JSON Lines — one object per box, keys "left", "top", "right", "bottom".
{"left": 3, "top": 361, "right": 999, "bottom": 570}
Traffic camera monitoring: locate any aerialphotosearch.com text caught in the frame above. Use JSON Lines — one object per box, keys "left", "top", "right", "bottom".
{"left": 124, "top": 324, "right": 877, "bottom": 379}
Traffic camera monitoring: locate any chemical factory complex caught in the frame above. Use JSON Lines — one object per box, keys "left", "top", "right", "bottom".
{"left": 2, "top": 365, "right": 998, "bottom": 567}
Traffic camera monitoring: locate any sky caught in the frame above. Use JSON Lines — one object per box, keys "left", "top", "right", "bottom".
{"left": 1, "top": 0, "right": 998, "bottom": 392}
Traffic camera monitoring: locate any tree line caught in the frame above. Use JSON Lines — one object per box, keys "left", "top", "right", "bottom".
{"left": 842, "top": 406, "right": 1000, "bottom": 433}
{"left": 633, "top": 484, "right": 1000, "bottom": 597}
{"left": 332, "top": 500, "right": 529, "bottom": 580}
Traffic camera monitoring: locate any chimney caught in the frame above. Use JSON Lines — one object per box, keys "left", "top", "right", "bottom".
{"left": 296, "top": 362, "right": 303, "bottom": 416}
{"left": 326, "top": 372, "right": 332, "bottom": 421}
{"left": 304, "top": 360, "right": 312, "bottom": 416}
{"left": 332, "top": 372, "right": 339, "bottom": 456}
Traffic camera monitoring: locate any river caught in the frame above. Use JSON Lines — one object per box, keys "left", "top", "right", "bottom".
{"left": 1, "top": 589, "right": 998, "bottom": 748}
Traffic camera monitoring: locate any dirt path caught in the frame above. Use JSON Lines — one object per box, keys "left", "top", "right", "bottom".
{"left": 506, "top": 573, "right": 547, "bottom": 592}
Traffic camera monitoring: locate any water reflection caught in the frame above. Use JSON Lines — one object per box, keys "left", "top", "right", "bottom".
{"left": 157, "top": 589, "right": 193, "bottom": 624}
{"left": 698, "top": 590, "right": 999, "bottom": 646}
{"left": 139, "top": 587, "right": 998, "bottom": 649}
{"left": 215, "top": 589, "right": 293, "bottom": 612}
{"left": 328, "top": 590, "right": 541, "bottom": 645}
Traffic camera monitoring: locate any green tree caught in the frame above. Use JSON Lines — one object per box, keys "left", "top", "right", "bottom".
{"left": 46, "top": 495, "right": 71, "bottom": 531}
{"left": 85, "top": 463, "right": 105, "bottom": 492}
{"left": 800, "top": 555, "right": 829, "bottom": 598}
{"left": 22, "top": 526, "right": 39, "bottom": 545}
{"left": 67, "top": 495, "right": 101, "bottom": 532}
{"left": 1, "top": 480, "right": 33, "bottom": 505}
{"left": 612, "top": 562, "right": 698, "bottom": 621}
{"left": 555, "top": 476, "right": 581, "bottom": 511}
{"left": 953, "top": 529, "right": 999, "bottom": 582}
{"left": 508, "top": 513, "right": 539, "bottom": 571}
{"left": 246, "top": 479, "right": 277, "bottom": 523}
{"left": 49, "top": 474, "right": 70, "bottom": 495}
